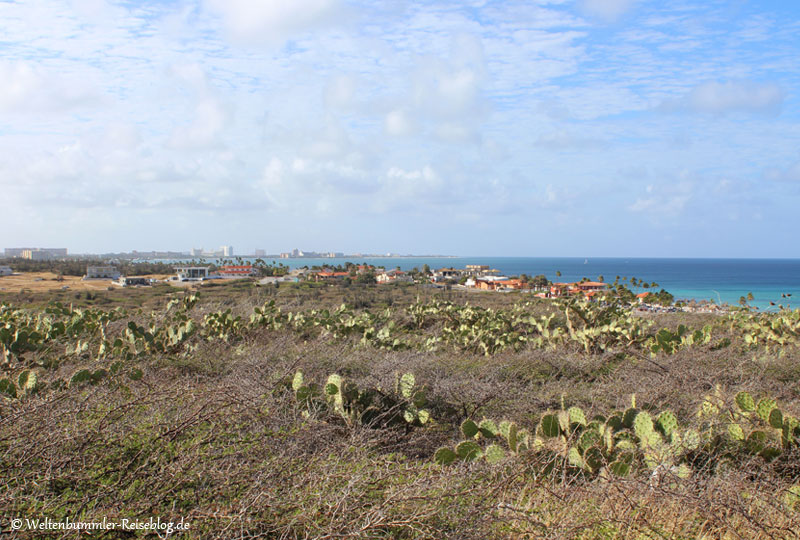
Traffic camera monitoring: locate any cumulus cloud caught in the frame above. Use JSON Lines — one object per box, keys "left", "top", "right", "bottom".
{"left": 661, "top": 80, "right": 785, "bottom": 115}
{"left": 381, "top": 34, "right": 489, "bottom": 143}
{"left": 385, "top": 109, "right": 416, "bottom": 136}
{"left": 204, "top": 0, "right": 344, "bottom": 46}
{"left": 0, "top": 60, "right": 99, "bottom": 113}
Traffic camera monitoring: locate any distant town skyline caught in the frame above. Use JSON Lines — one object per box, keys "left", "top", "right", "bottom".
{"left": 2, "top": 1, "right": 799, "bottom": 257}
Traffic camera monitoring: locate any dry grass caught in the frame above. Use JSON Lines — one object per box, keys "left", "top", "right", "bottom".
{"left": 0, "top": 272, "right": 170, "bottom": 293}
{"left": 1, "top": 286, "right": 799, "bottom": 539}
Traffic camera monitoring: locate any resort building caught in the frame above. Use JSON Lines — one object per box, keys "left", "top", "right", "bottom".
{"left": 4, "top": 248, "right": 68, "bottom": 260}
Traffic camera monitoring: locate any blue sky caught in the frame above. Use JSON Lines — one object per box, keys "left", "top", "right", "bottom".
{"left": 1, "top": 0, "right": 799, "bottom": 257}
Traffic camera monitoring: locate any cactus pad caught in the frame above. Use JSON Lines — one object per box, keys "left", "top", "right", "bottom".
{"left": 735, "top": 391, "right": 755, "bottom": 412}
{"left": 292, "top": 371, "right": 304, "bottom": 392}
{"left": 484, "top": 444, "right": 505, "bottom": 464}
{"left": 656, "top": 411, "right": 679, "bottom": 438}
{"left": 434, "top": 447, "right": 457, "bottom": 465}
{"left": 69, "top": 369, "right": 92, "bottom": 387}
{"left": 0, "top": 378, "right": 16, "bottom": 399}
{"left": 568, "top": 406, "right": 587, "bottom": 426}
{"left": 728, "top": 423, "right": 745, "bottom": 441}
{"left": 456, "top": 440, "right": 483, "bottom": 461}
{"left": 633, "top": 411, "right": 654, "bottom": 440}
{"left": 756, "top": 398, "right": 777, "bottom": 422}
{"left": 398, "top": 372, "right": 415, "bottom": 399}
{"left": 769, "top": 408, "right": 783, "bottom": 429}
{"left": 461, "top": 419, "right": 479, "bottom": 439}
{"left": 540, "top": 414, "right": 561, "bottom": 438}
{"left": 567, "top": 446, "right": 585, "bottom": 469}
{"left": 479, "top": 419, "right": 500, "bottom": 438}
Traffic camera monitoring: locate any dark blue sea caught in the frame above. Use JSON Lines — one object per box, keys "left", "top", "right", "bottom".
{"left": 173, "top": 256, "right": 800, "bottom": 311}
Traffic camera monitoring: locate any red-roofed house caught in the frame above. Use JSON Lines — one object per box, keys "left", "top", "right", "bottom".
{"left": 219, "top": 265, "right": 257, "bottom": 278}
{"left": 313, "top": 271, "right": 349, "bottom": 282}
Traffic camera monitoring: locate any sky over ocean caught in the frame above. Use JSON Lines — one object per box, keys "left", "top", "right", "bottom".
{"left": 1, "top": 1, "right": 799, "bottom": 257}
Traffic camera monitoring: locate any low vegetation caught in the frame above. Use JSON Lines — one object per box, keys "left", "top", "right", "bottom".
{"left": 1, "top": 282, "right": 799, "bottom": 538}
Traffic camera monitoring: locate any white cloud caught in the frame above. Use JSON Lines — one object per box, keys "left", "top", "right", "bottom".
{"left": 662, "top": 80, "right": 785, "bottom": 115}
{"left": 385, "top": 109, "right": 416, "bottom": 136}
{"left": 579, "top": 0, "right": 638, "bottom": 22}
{"left": 628, "top": 181, "right": 693, "bottom": 216}
{"left": 169, "top": 96, "right": 231, "bottom": 149}
{"left": 1, "top": 0, "right": 800, "bottom": 255}
{"left": 764, "top": 160, "right": 800, "bottom": 183}
{"left": 535, "top": 130, "right": 606, "bottom": 149}
{"left": 204, "top": 0, "right": 344, "bottom": 46}
{"left": 324, "top": 74, "right": 357, "bottom": 110}
{"left": 0, "top": 60, "right": 99, "bottom": 113}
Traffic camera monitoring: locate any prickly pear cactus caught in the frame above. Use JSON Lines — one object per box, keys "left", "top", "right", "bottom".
{"left": 567, "top": 406, "right": 587, "bottom": 427}
{"left": 69, "top": 369, "right": 92, "bottom": 387}
{"left": 484, "top": 444, "right": 505, "bottom": 464}
{"left": 540, "top": 414, "right": 561, "bottom": 438}
{"left": 735, "top": 391, "right": 756, "bottom": 412}
{"left": 434, "top": 447, "right": 457, "bottom": 465}
{"left": 461, "top": 419, "right": 479, "bottom": 439}
{"left": 756, "top": 398, "right": 776, "bottom": 423}
{"left": 656, "top": 411, "right": 679, "bottom": 439}
{"left": 0, "top": 377, "right": 16, "bottom": 399}
{"left": 479, "top": 419, "right": 499, "bottom": 438}
{"left": 456, "top": 440, "right": 482, "bottom": 461}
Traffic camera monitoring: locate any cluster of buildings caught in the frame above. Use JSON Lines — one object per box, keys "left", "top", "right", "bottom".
{"left": 190, "top": 246, "right": 234, "bottom": 258}
{"left": 33, "top": 259, "right": 613, "bottom": 300}
{"left": 83, "top": 266, "right": 152, "bottom": 287}
{"left": 4, "top": 247, "right": 68, "bottom": 260}
{"left": 428, "top": 265, "right": 608, "bottom": 298}
{"left": 304, "top": 264, "right": 413, "bottom": 284}
{"left": 280, "top": 248, "right": 344, "bottom": 259}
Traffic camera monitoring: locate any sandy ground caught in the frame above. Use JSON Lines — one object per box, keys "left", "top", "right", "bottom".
{"left": 0, "top": 272, "right": 171, "bottom": 293}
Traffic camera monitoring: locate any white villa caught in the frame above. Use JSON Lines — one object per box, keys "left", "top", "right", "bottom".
{"left": 175, "top": 267, "right": 209, "bottom": 281}
{"left": 84, "top": 266, "right": 121, "bottom": 280}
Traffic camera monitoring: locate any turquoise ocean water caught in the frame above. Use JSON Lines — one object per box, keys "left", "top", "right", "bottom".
{"left": 173, "top": 257, "right": 800, "bottom": 311}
